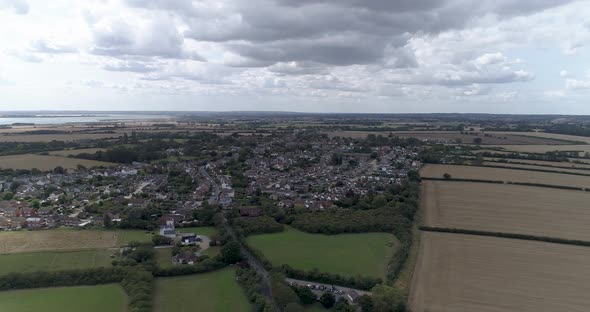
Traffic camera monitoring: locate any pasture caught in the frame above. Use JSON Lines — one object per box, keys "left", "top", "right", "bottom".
{"left": 0, "top": 284, "right": 127, "bottom": 312}
{"left": 246, "top": 227, "right": 398, "bottom": 279}
{"left": 0, "top": 154, "right": 115, "bottom": 170}
{"left": 420, "top": 164, "right": 590, "bottom": 188}
{"left": 0, "top": 229, "right": 152, "bottom": 253}
{"left": 154, "top": 267, "right": 250, "bottom": 312}
{"left": 0, "top": 249, "right": 112, "bottom": 275}
{"left": 409, "top": 232, "right": 590, "bottom": 312}
{"left": 422, "top": 181, "right": 590, "bottom": 241}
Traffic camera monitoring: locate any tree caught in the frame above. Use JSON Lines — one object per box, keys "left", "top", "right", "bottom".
{"left": 220, "top": 241, "right": 242, "bottom": 264}
{"left": 293, "top": 285, "right": 316, "bottom": 305}
{"left": 371, "top": 284, "right": 404, "bottom": 312}
{"left": 2, "top": 192, "right": 14, "bottom": 201}
{"left": 358, "top": 295, "right": 374, "bottom": 312}
{"left": 284, "top": 303, "right": 305, "bottom": 312}
{"left": 53, "top": 166, "right": 65, "bottom": 174}
{"left": 334, "top": 299, "right": 356, "bottom": 312}
{"left": 473, "top": 137, "right": 482, "bottom": 145}
{"left": 103, "top": 214, "right": 113, "bottom": 228}
{"left": 319, "top": 292, "right": 336, "bottom": 308}
{"left": 443, "top": 173, "right": 452, "bottom": 180}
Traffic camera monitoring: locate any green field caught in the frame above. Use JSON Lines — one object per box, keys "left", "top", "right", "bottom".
{"left": 0, "top": 249, "right": 113, "bottom": 276}
{"left": 115, "top": 229, "right": 153, "bottom": 245}
{"left": 246, "top": 227, "right": 398, "bottom": 279}
{"left": 0, "top": 284, "right": 127, "bottom": 312}
{"left": 176, "top": 226, "right": 217, "bottom": 237}
{"left": 154, "top": 268, "right": 251, "bottom": 312}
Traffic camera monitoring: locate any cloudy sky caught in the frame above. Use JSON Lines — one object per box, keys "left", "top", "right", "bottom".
{"left": 0, "top": 0, "right": 589, "bottom": 113}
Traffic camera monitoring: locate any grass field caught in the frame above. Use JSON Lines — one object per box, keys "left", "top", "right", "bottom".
{"left": 0, "top": 284, "right": 127, "bottom": 312}
{"left": 0, "top": 229, "right": 152, "bottom": 253}
{"left": 420, "top": 164, "right": 590, "bottom": 188}
{"left": 246, "top": 227, "right": 398, "bottom": 279}
{"left": 176, "top": 226, "right": 217, "bottom": 237}
{"left": 0, "top": 154, "right": 116, "bottom": 170}
{"left": 48, "top": 148, "right": 106, "bottom": 156}
{"left": 0, "top": 249, "right": 113, "bottom": 275}
{"left": 422, "top": 181, "right": 590, "bottom": 241}
{"left": 409, "top": 232, "right": 590, "bottom": 312}
{"left": 154, "top": 268, "right": 250, "bottom": 312}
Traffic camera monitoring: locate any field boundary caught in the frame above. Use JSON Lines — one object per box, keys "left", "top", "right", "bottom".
{"left": 419, "top": 226, "right": 590, "bottom": 248}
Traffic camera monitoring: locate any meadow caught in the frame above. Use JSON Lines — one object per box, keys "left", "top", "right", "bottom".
{"left": 420, "top": 164, "right": 590, "bottom": 188}
{"left": 0, "top": 154, "right": 116, "bottom": 170}
{"left": 422, "top": 181, "right": 590, "bottom": 241}
{"left": 409, "top": 232, "right": 590, "bottom": 312}
{"left": 0, "top": 229, "right": 152, "bottom": 253}
{"left": 154, "top": 268, "right": 251, "bottom": 312}
{"left": 0, "top": 249, "right": 112, "bottom": 275}
{"left": 246, "top": 226, "right": 397, "bottom": 279}
{"left": 0, "top": 284, "right": 127, "bottom": 312}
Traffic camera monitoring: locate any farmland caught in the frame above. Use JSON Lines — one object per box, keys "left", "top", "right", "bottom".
{"left": 488, "top": 131, "right": 590, "bottom": 144}
{"left": 487, "top": 144, "right": 590, "bottom": 155}
{"left": 0, "top": 229, "right": 151, "bottom": 253}
{"left": 0, "top": 249, "right": 112, "bottom": 275}
{"left": 246, "top": 226, "right": 398, "bottom": 279}
{"left": 409, "top": 232, "right": 590, "bottom": 312}
{"left": 482, "top": 157, "right": 590, "bottom": 169}
{"left": 0, "top": 284, "right": 127, "bottom": 312}
{"left": 0, "top": 154, "right": 116, "bottom": 170}
{"left": 422, "top": 181, "right": 590, "bottom": 241}
{"left": 47, "top": 148, "right": 107, "bottom": 156}
{"left": 420, "top": 164, "right": 590, "bottom": 188}
{"left": 154, "top": 268, "right": 250, "bottom": 312}
{"left": 0, "top": 133, "right": 120, "bottom": 142}
{"left": 481, "top": 161, "right": 590, "bottom": 175}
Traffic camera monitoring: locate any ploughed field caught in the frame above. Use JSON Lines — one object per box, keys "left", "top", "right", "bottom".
{"left": 409, "top": 232, "right": 590, "bottom": 312}
{"left": 0, "top": 284, "right": 127, "bottom": 312}
{"left": 422, "top": 181, "right": 590, "bottom": 241}
{"left": 0, "top": 154, "right": 116, "bottom": 170}
{"left": 154, "top": 267, "right": 250, "bottom": 312}
{"left": 421, "top": 164, "right": 590, "bottom": 188}
{"left": 246, "top": 226, "right": 398, "bottom": 279}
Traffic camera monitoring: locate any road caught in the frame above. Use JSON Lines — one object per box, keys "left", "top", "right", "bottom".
{"left": 286, "top": 278, "right": 371, "bottom": 304}
{"left": 200, "top": 166, "right": 220, "bottom": 205}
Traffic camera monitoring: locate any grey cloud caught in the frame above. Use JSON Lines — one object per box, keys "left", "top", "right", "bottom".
{"left": 103, "top": 60, "right": 158, "bottom": 73}
{"left": 0, "top": 0, "right": 28, "bottom": 14}
{"left": 387, "top": 68, "right": 533, "bottom": 86}
{"left": 267, "top": 62, "right": 329, "bottom": 76}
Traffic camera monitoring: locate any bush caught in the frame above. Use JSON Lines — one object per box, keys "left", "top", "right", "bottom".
{"left": 319, "top": 292, "right": 336, "bottom": 308}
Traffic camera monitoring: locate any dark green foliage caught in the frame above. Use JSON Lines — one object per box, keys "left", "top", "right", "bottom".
{"left": 334, "top": 299, "right": 356, "bottom": 312}
{"left": 319, "top": 292, "right": 336, "bottom": 308}
{"left": 152, "top": 235, "right": 173, "bottom": 246}
{"left": 271, "top": 273, "right": 300, "bottom": 310}
{"left": 153, "top": 259, "right": 227, "bottom": 277}
{"left": 0, "top": 268, "right": 125, "bottom": 291}
{"left": 121, "top": 268, "right": 153, "bottom": 312}
{"left": 292, "top": 285, "right": 316, "bottom": 305}
{"left": 235, "top": 267, "right": 276, "bottom": 312}
{"left": 280, "top": 265, "right": 380, "bottom": 291}
{"left": 233, "top": 216, "right": 284, "bottom": 236}
{"left": 220, "top": 241, "right": 242, "bottom": 264}
{"left": 358, "top": 295, "right": 374, "bottom": 312}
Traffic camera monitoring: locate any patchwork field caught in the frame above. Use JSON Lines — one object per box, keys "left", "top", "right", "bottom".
{"left": 0, "top": 154, "right": 116, "bottom": 170}
{"left": 154, "top": 268, "right": 250, "bottom": 312}
{"left": 409, "top": 232, "right": 590, "bottom": 312}
{"left": 47, "top": 148, "right": 107, "bottom": 156}
{"left": 483, "top": 157, "right": 590, "bottom": 169}
{"left": 0, "top": 249, "right": 112, "bottom": 275}
{"left": 481, "top": 161, "right": 590, "bottom": 175}
{"left": 0, "top": 284, "right": 127, "bottom": 312}
{"left": 487, "top": 144, "right": 590, "bottom": 155}
{"left": 420, "top": 164, "right": 590, "bottom": 188}
{"left": 422, "top": 181, "right": 590, "bottom": 241}
{"left": 246, "top": 227, "right": 398, "bottom": 279}
{"left": 489, "top": 131, "right": 590, "bottom": 144}
{"left": 391, "top": 131, "right": 577, "bottom": 145}
{"left": 0, "top": 229, "right": 152, "bottom": 253}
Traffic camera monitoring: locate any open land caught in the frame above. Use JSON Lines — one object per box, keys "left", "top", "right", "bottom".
{"left": 0, "top": 229, "right": 152, "bottom": 253}
{"left": 487, "top": 144, "right": 590, "bottom": 155}
{"left": 420, "top": 164, "right": 590, "bottom": 188}
{"left": 480, "top": 161, "right": 590, "bottom": 175}
{"left": 0, "top": 284, "right": 127, "bottom": 312}
{"left": 422, "top": 181, "right": 590, "bottom": 241}
{"left": 409, "top": 232, "right": 590, "bottom": 312}
{"left": 489, "top": 131, "right": 590, "bottom": 144}
{"left": 0, "top": 133, "right": 120, "bottom": 142}
{"left": 482, "top": 157, "right": 590, "bottom": 169}
{"left": 246, "top": 226, "right": 398, "bottom": 279}
{"left": 154, "top": 267, "right": 250, "bottom": 312}
{"left": 0, "top": 249, "right": 112, "bottom": 275}
{"left": 47, "top": 148, "right": 107, "bottom": 156}
{"left": 0, "top": 154, "right": 116, "bottom": 170}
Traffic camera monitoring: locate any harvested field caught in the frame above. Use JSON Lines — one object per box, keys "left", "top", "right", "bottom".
{"left": 481, "top": 161, "right": 590, "bottom": 175}
{"left": 0, "top": 230, "right": 151, "bottom": 253}
{"left": 409, "top": 232, "right": 590, "bottom": 312}
{"left": 0, "top": 154, "right": 116, "bottom": 170}
{"left": 422, "top": 181, "right": 590, "bottom": 241}
{"left": 48, "top": 148, "right": 107, "bottom": 156}
{"left": 487, "top": 144, "right": 590, "bottom": 155}
{"left": 420, "top": 164, "right": 590, "bottom": 188}
{"left": 0, "top": 133, "right": 120, "bottom": 142}
{"left": 483, "top": 157, "right": 590, "bottom": 169}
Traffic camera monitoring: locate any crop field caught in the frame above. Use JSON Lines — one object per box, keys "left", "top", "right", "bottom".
{"left": 409, "top": 232, "right": 590, "bottom": 312}
{"left": 0, "top": 133, "right": 120, "bottom": 142}
{"left": 0, "top": 284, "right": 127, "bottom": 312}
{"left": 489, "top": 131, "right": 590, "bottom": 144}
{"left": 0, "top": 249, "right": 112, "bottom": 275}
{"left": 391, "top": 131, "right": 577, "bottom": 145}
{"left": 481, "top": 161, "right": 590, "bottom": 175}
{"left": 0, "top": 229, "right": 151, "bottom": 253}
{"left": 246, "top": 227, "right": 398, "bottom": 279}
{"left": 422, "top": 181, "right": 590, "bottom": 241}
{"left": 420, "top": 164, "right": 590, "bottom": 188}
{"left": 154, "top": 268, "right": 250, "bottom": 312}
{"left": 483, "top": 157, "right": 590, "bottom": 169}
{"left": 487, "top": 144, "right": 590, "bottom": 155}
{"left": 0, "top": 154, "right": 116, "bottom": 170}
{"left": 47, "top": 148, "right": 107, "bottom": 156}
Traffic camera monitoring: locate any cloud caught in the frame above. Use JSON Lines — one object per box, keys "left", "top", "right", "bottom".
{"left": 566, "top": 78, "right": 590, "bottom": 90}
{"left": 29, "top": 39, "right": 77, "bottom": 54}
{"left": 267, "top": 62, "right": 329, "bottom": 76}
{"left": 0, "top": 0, "right": 28, "bottom": 14}
{"left": 103, "top": 60, "right": 158, "bottom": 73}
{"left": 475, "top": 52, "right": 507, "bottom": 65}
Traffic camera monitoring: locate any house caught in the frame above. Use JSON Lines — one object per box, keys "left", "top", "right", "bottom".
{"left": 345, "top": 290, "right": 360, "bottom": 304}
{"left": 25, "top": 217, "right": 45, "bottom": 229}
{"left": 239, "top": 207, "right": 262, "bottom": 217}
{"left": 159, "top": 217, "right": 176, "bottom": 238}
{"left": 173, "top": 251, "right": 202, "bottom": 265}
{"left": 179, "top": 233, "right": 200, "bottom": 246}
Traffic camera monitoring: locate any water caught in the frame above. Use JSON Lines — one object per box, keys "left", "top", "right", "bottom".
{"left": 0, "top": 114, "right": 171, "bottom": 125}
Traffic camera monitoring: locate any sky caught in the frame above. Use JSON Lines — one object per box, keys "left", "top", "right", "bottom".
{"left": 0, "top": 0, "right": 589, "bottom": 114}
